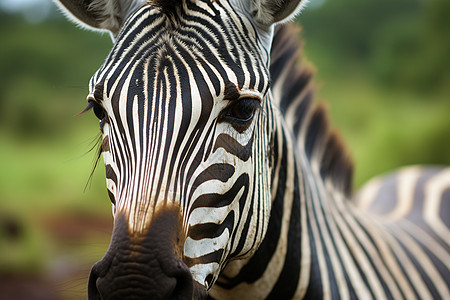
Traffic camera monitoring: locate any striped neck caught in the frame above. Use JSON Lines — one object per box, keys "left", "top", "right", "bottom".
{"left": 208, "top": 23, "right": 356, "bottom": 298}
{"left": 209, "top": 105, "right": 354, "bottom": 298}
{"left": 210, "top": 24, "right": 449, "bottom": 299}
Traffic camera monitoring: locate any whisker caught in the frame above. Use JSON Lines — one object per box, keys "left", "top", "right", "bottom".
{"left": 63, "top": 133, "right": 103, "bottom": 164}
{"left": 84, "top": 134, "right": 104, "bottom": 192}
{"left": 52, "top": 85, "right": 88, "bottom": 90}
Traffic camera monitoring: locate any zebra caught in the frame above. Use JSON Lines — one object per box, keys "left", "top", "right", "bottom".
{"left": 54, "top": 0, "right": 450, "bottom": 299}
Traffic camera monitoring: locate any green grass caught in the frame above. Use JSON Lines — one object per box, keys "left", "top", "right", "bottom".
{"left": 0, "top": 125, "right": 108, "bottom": 215}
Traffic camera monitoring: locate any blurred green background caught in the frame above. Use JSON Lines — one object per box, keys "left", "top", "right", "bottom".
{"left": 0, "top": 0, "right": 449, "bottom": 299}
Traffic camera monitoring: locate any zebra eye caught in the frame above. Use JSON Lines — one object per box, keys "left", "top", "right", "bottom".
{"left": 221, "top": 98, "right": 261, "bottom": 132}
{"left": 90, "top": 100, "right": 106, "bottom": 121}
{"left": 224, "top": 98, "right": 260, "bottom": 121}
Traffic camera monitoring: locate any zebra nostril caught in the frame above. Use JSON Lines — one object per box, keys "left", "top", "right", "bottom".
{"left": 88, "top": 265, "right": 102, "bottom": 300}
{"left": 170, "top": 260, "right": 194, "bottom": 299}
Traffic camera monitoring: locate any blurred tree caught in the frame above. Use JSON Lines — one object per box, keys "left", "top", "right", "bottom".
{"left": 370, "top": 0, "right": 450, "bottom": 92}
{"left": 299, "top": 0, "right": 450, "bottom": 186}
{"left": 300, "top": 0, "right": 422, "bottom": 62}
{"left": 301, "top": 0, "right": 450, "bottom": 92}
{"left": 0, "top": 9, "right": 112, "bottom": 139}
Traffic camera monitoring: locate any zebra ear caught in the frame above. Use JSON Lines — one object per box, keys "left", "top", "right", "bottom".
{"left": 54, "top": 0, "right": 145, "bottom": 36}
{"left": 249, "top": 0, "right": 308, "bottom": 27}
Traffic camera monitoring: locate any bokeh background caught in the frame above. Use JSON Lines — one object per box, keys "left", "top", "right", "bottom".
{"left": 0, "top": 0, "right": 449, "bottom": 299}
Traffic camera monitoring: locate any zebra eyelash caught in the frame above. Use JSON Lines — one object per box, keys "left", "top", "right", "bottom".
{"left": 74, "top": 101, "right": 95, "bottom": 117}
{"left": 75, "top": 100, "right": 106, "bottom": 119}
{"left": 84, "top": 133, "right": 104, "bottom": 192}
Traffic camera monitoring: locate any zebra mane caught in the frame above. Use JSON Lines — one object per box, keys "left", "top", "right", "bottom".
{"left": 270, "top": 24, "right": 354, "bottom": 196}
{"left": 150, "top": 0, "right": 181, "bottom": 17}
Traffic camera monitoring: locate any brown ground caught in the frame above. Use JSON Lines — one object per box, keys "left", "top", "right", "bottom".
{"left": 0, "top": 213, "right": 112, "bottom": 300}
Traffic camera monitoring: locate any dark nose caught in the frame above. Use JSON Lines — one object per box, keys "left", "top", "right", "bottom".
{"left": 88, "top": 256, "right": 193, "bottom": 300}
{"left": 87, "top": 209, "right": 207, "bottom": 300}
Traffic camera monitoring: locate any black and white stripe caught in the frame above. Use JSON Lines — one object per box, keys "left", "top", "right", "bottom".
{"left": 57, "top": 0, "right": 449, "bottom": 297}
{"left": 209, "top": 25, "right": 449, "bottom": 299}
{"left": 87, "top": 1, "right": 275, "bottom": 289}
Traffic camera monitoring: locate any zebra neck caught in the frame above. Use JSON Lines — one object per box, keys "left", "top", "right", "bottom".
{"left": 211, "top": 24, "right": 356, "bottom": 298}
{"left": 210, "top": 112, "right": 367, "bottom": 299}
{"left": 237, "top": 117, "right": 377, "bottom": 299}
{"left": 209, "top": 114, "right": 351, "bottom": 298}
{"left": 210, "top": 23, "right": 448, "bottom": 300}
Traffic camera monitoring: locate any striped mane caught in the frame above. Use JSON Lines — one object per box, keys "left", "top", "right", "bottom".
{"left": 151, "top": 0, "right": 181, "bottom": 17}
{"left": 270, "top": 24, "right": 354, "bottom": 196}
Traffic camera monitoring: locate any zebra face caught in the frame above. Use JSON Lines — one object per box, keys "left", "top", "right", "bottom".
{"left": 88, "top": 2, "right": 274, "bottom": 290}
{"left": 55, "top": 0, "right": 307, "bottom": 298}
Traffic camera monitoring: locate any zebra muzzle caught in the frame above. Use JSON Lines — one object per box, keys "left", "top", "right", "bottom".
{"left": 88, "top": 208, "right": 208, "bottom": 300}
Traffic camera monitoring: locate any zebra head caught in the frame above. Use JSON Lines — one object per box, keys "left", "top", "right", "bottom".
{"left": 56, "top": 0, "right": 307, "bottom": 298}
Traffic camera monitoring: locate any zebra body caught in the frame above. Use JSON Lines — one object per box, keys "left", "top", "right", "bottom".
{"left": 54, "top": 0, "right": 450, "bottom": 298}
